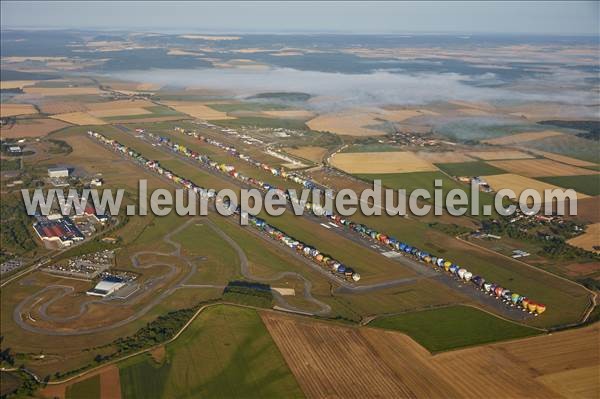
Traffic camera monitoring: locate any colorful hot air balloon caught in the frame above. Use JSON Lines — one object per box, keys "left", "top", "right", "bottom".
{"left": 536, "top": 304, "right": 546, "bottom": 314}
{"left": 511, "top": 293, "right": 520, "bottom": 304}
{"left": 521, "top": 298, "right": 530, "bottom": 310}
{"left": 494, "top": 286, "right": 504, "bottom": 297}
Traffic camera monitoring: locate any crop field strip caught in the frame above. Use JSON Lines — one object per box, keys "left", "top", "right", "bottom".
{"left": 331, "top": 151, "right": 438, "bottom": 173}
{"left": 469, "top": 150, "right": 535, "bottom": 160}
{"left": 0, "top": 118, "right": 71, "bottom": 138}
{"left": 483, "top": 130, "right": 564, "bottom": 145}
{"left": 567, "top": 223, "right": 600, "bottom": 252}
{"left": 0, "top": 103, "right": 38, "bottom": 118}
{"left": 487, "top": 158, "right": 600, "bottom": 177}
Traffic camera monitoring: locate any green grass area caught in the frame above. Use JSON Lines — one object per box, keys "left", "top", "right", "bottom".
{"left": 103, "top": 106, "right": 186, "bottom": 121}
{"left": 118, "top": 305, "right": 303, "bottom": 399}
{"left": 172, "top": 221, "right": 241, "bottom": 284}
{"left": 435, "top": 161, "right": 506, "bottom": 177}
{"left": 214, "top": 116, "right": 309, "bottom": 131}
{"left": 65, "top": 374, "right": 100, "bottom": 399}
{"left": 538, "top": 175, "right": 600, "bottom": 196}
{"left": 370, "top": 305, "right": 540, "bottom": 352}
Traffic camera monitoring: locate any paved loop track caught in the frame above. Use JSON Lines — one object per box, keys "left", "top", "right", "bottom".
{"left": 13, "top": 215, "right": 336, "bottom": 335}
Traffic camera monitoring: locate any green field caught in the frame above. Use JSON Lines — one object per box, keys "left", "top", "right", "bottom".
{"left": 370, "top": 305, "right": 540, "bottom": 352}
{"left": 65, "top": 374, "right": 100, "bottom": 399}
{"left": 435, "top": 161, "right": 506, "bottom": 177}
{"left": 214, "top": 116, "right": 309, "bottom": 130}
{"left": 538, "top": 174, "right": 600, "bottom": 196}
{"left": 118, "top": 305, "right": 303, "bottom": 399}
{"left": 103, "top": 106, "right": 186, "bottom": 121}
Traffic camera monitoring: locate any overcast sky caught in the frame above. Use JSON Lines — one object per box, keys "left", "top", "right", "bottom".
{"left": 1, "top": 1, "right": 598, "bottom": 35}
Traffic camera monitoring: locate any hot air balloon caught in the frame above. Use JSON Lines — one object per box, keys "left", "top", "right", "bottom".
{"left": 528, "top": 302, "right": 538, "bottom": 313}
{"left": 511, "top": 293, "right": 520, "bottom": 304}
{"left": 536, "top": 304, "right": 546, "bottom": 314}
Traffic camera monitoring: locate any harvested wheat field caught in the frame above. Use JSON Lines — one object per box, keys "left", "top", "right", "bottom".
{"left": 261, "top": 312, "right": 417, "bottom": 398}
{"left": 487, "top": 159, "right": 599, "bottom": 177}
{"left": 331, "top": 151, "right": 437, "bottom": 174}
{"left": 283, "top": 146, "right": 328, "bottom": 163}
{"left": 568, "top": 223, "right": 600, "bottom": 252}
{"left": 88, "top": 107, "right": 152, "bottom": 118}
{"left": 84, "top": 99, "right": 154, "bottom": 111}
{"left": 38, "top": 101, "right": 88, "bottom": 114}
{"left": 23, "top": 86, "right": 103, "bottom": 96}
{"left": 0, "top": 118, "right": 70, "bottom": 138}
{"left": 262, "top": 109, "right": 315, "bottom": 119}
{"left": 415, "top": 151, "right": 474, "bottom": 163}
{"left": 0, "top": 103, "right": 37, "bottom": 118}
{"left": 263, "top": 312, "right": 599, "bottom": 399}
{"left": 483, "top": 173, "right": 590, "bottom": 200}
{"left": 307, "top": 111, "right": 384, "bottom": 136}
{"left": 470, "top": 150, "right": 535, "bottom": 160}
{"left": 380, "top": 108, "right": 439, "bottom": 121}
{"left": 529, "top": 150, "right": 598, "bottom": 167}
{"left": 0, "top": 80, "right": 38, "bottom": 90}
{"left": 50, "top": 112, "right": 106, "bottom": 125}
{"left": 162, "top": 101, "right": 234, "bottom": 120}
{"left": 484, "top": 130, "right": 564, "bottom": 145}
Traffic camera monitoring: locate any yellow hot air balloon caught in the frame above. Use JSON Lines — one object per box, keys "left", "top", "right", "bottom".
{"left": 528, "top": 302, "right": 537, "bottom": 313}
{"left": 536, "top": 304, "right": 546, "bottom": 314}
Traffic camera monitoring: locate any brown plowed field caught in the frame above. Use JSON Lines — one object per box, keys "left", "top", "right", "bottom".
{"left": 262, "top": 312, "right": 599, "bottom": 399}
{"left": 99, "top": 365, "right": 122, "bottom": 399}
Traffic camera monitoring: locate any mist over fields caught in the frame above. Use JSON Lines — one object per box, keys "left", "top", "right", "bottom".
{"left": 112, "top": 66, "right": 598, "bottom": 115}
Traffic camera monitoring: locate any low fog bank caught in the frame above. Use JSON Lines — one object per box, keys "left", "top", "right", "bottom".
{"left": 111, "top": 67, "right": 598, "bottom": 114}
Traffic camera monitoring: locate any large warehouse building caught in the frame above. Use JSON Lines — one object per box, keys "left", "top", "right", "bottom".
{"left": 86, "top": 276, "right": 126, "bottom": 297}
